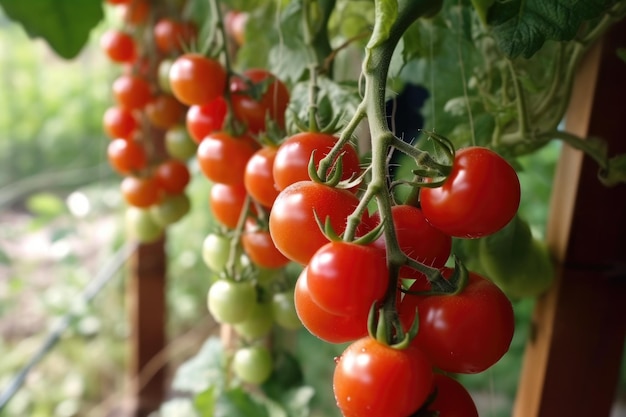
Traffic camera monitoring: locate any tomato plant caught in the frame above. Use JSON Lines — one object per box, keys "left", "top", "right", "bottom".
{"left": 169, "top": 53, "right": 227, "bottom": 106}
{"left": 244, "top": 145, "right": 280, "bottom": 207}
{"left": 107, "top": 138, "right": 147, "bottom": 175}
{"left": 100, "top": 29, "right": 136, "bottom": 63}
{"left": 102, "top": 106, "right": 138, "bottom": 140}
{"left": 185, "top": 96, "right": 228, "bottom": 143}
{"left": 207, "top": 279, "right": 256, "bottom": 324}
{"left": 197, "top": 131, "right": 258, "bottom": 185}
{"left": 232, "top": 345, "right": 273, "bottom": 385}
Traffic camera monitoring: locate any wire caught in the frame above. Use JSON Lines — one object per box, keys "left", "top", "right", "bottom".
{"left": 0, "top": 242, "right": 137, "bottom": 411}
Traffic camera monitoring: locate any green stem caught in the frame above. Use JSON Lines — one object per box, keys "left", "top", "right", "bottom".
{"left": 226, "top": 194, "right": 251, "bottom": 279}
{"left": 539, "top": 130, "right": 608, "bottom": 170}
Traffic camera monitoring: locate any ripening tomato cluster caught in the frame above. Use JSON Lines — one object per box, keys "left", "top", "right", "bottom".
{"left": 100, "top": 0, "right": 201, "bottom": 242}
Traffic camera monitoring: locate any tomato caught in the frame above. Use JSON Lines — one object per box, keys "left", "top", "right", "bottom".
{"left": 307, "top": 241, "right": 387, "bottom": 316}
{"left": 241, "top": 221, "right": 290, "bottom": 269}
{"left": 145, "top": 94, "right": 185, "bottom": 130}
{"left": 165, "top": 125, "right": 197, "bottom": 161}
{"left": 244, "top": 146, "right": 280, "bottom": 207}
{"left": 269, "top": 181, "right": 362, "bottom": 264}
{"left": 197, "top": 131, "right": 257, "bottom": 185}
{"left": 202, "top": 233, "right": 231, "bottom": 272}
{"left": 209, "top": 183, "right": 252, "bottom": 229}
{"left": 294, "top": 268, "right": 368, "bottom": 343}
{"left": 233, "top": 300, "right": 274, "bottom": 341}
{"left": 100, "top": 29, "right": 135, "bottom": 63}
{"left": 153, "top": 18, "right": 197, "bottom": 53}
{"left": 125, "top": 206, "right": 164, "bottom": 243}
{"left": 185, "top": 96, "right": 227, "bottom": 143}
{"left": 120, "top": 176, "right": 162, "bottom": 208}
{"left": 271, "top": 291, "right": 302, "bottom": 330}
{"left": 154, "top": 159, "right": 190, "bottom": 194}
{"left": 423, "top": 374, "right": 479, "bottom": 417}
{"left": 107, "top": 138, "right": 147, "bottom": 175}
{"left": 232, "top": 345, "right": 273, "bottom": 385}
{"left": 333, "top": 337, "right": 434, "bottom": 417}
{"left": 230, "top": 68, "right": 290, "bottom": 133}
{"left": 207, "top": 279, "right": 256, "bottom": 324}
{"left": 150, "top": 192, "right": 190, "bottom": 226}
{"left": 225, "top": 10, "right": 247, "bottom": 46}
{"left": 169, "top": 53, "right": 227, "bottom": 106}
{"left": 119, "top": 0, "right": 149, "bottom": 25}
{"left": 420, "top": 147, "right": 520, "bottom": 238}
{"left": 398, "top": 268, "right": 515, "bottom": 374}
{"left": 102, "top": 106, "right": 137, "bottom": 140}
{"left": 273, "top": 131, "right": 361, "bottom": 191}
{"left": 370, "top": 205, "right": 452, "bottom": 277}
{"left": 112, "top": 74, "right": 153, "bottom": 111}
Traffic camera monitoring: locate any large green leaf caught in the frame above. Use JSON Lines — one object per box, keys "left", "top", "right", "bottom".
{"left": 0, "top": 0, "right": 103, "bottom": 59}
{"left": 487, "top": 0, "right": 611, "bottom": 58}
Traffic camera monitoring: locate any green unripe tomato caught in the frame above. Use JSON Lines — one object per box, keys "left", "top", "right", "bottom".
{"left": 165, "top": 125, "right": 197, "bottom": 161}
{"left": 271, "top": 291, "right": 302, "bottom": 330}
{"left": 232, "top": 345, "right": 273, "bottom": 385}
{"left": 158, "top": 58, "right": 174, "bottom": 94}
{"left": 207, "top": 279, "right": 256, "bottom": 324}
{"left": 202, "top": 233, "right": 231, "bottom": 272}
{"left": 150, "top": 193, "right": 190, "bottom": 226}
{"left": 125, "top": 206, "right": 164, "bottom": 243}
{"left": 233, "top": 301, "right": 274, "bottom": 340}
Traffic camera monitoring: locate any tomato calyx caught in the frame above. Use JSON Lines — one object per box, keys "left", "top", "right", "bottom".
{"left": 401, "top": 257, "right": 470, "bottom": 297}
{"left": 367, "top": 302, "right": 419, "bottom": 349}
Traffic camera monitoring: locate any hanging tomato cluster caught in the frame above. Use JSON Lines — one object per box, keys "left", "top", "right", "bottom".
{"left": 100, "top": 0, "right": 198, "bottom": 242}
{"left": 100, "top": 0, "right": 527, "bottom": 415}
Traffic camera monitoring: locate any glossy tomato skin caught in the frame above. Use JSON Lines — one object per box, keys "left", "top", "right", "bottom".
{"left": 169, "top": 53, "right": 227, "bottom": 106}
{"left": 269, "top": 181, "right": 361, "bottom": 265}
{"left": 370, "top": 205, "right": 452, "bottom": 276}
{"left": 425, "top": 374, "right": 479, "bottom": 417}
{"left": 209, "top": 183, "right": 256, "bottom": 229}
{"left": 244, "top": 146, "right": 280, "bottom": 207}
{"left": 186, "top": 96, "right": 227, "bottom": 143}
{"left": 273, "top": 131, "right": 361, "bottom": 191}
{"left": 333, "top": 337, "right": 434, "bottom": 417}
{"left": 107, "top": 138, "right": 147, "bottom": 175}
{"left": 294, "top": 268, "right": 368, "bottom": 343}
{"left": 153, "top": 18, "right": 197, "bottom": 53}
{"left": 230, "top": 68, "right": 289, "bottom": 133}
{"left": 102, "top": 106, "right": 138, "bottom": 140}
{"left": 197, "top": 132, "right": 257, "bottom": 185}
{"left": 100, "top": 29, "right": 136, "bottom": 63}
{"left": 113, "top": 74, "right": 153, "bottom": 111}
{"left": 145, "top": 94, "right": 185, "bottom": 130}
{"left": 120, "top": 176, "right": 162, "bottom": 208}
{"left": 241, "top": 220, "right": 290, "bottom": 269}
{"left": 307, "top": 241, "right": 387, "bottom": 316}
{"left": 420, "top": 147, "right": 520, "bottom": 238}
{"left": 154, "top": 159, "right": 190, "bottom": 194}
{"left": 398, "top": 268, "right": 514, "bottom": 374}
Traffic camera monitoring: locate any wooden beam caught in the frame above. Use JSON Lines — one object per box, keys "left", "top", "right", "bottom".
{"left": 513, "top": 20, "right": 626, "bottom": 417}
{"left": 127, "top": 236, "right": 167, "bottom": 417}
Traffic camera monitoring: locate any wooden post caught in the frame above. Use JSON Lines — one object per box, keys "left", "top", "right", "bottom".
{"left": 127, "top": 236, "right": 167, "bottom": 417}
{"left": 512, "top": 21, "right": 626, "bottom": 417}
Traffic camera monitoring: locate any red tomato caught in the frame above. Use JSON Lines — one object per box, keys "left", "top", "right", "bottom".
{"left": 169, "top": 53, "right": 227, "bottom": 106}
{"left": 294, "top": 268, "right": 368, "bottom": 343}
{"left": 230, "top": 68, "right": 290, "bottom": 133}
{"left": 120, "top": 176, "right": 162, "bottom": 208}
{"left": 420, "top": 147, "right": 520, "bottom": 238}
{"left": 209, "top": 183, "right": 252, "bottom": 229}
{"left": 197, "top": 131, "right": 257, "bottom": 185}
{"left": 107, "top": 138, "right": 147, "bottom": 175}
{"left": 244, "top": 146, "right": 280, "bottom": 207}
{"left": 307, "top": 241, "right": 387, "bottom": 316}
{"left": 153, "top": 18, "right": 197, "bottom": 53}
{"left": 241, "top": 221, "right": 290, "bottom": 269}
{"left": 333, "top": 337, "right": 434, "bottom": 417}
{"left": 119, "top": 0, "right": 150, "bottom": 25}
{"left": 112, "top": 74, "right": 153, "bottom": 111}
{"left": 102, "top": 106, "right": 138, "bottom": 140}
{"left": 273, "top": 131, "right": 361, "bottom": 191}
{"left": 100, "top": 29, "right": 136, "bottom": 63}
{"left": 268, "top": 181, "right": 361, "bottom": 265}
{"left": 154, "top": 159, "right": 190, "bottom": 194}
{"left": 398, "top": 268, "right": 515, "bottom": 374}
{"left": 425, "top": 374, "right": 479, "bottom": 417}
{"left": 145, "top": 94, "right": 186, "bottom": 130}
{"left": 370, "top": 205, "right": 452, "bottom": 276}
{"left": 185, "top": 96, "right": 227, "bottom": 143}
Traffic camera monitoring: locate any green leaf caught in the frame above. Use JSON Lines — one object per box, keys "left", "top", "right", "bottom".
{"left": 471, "top": 0, "right": 496, "bottom": 25}
{"left": 487, "top": 0, "right": 611, "bottom": 58}
{"left": 0, "top": 0, "right": 103, "bottom": 59}
{"left": 214, "top": 387, "right": 271, "bottom": 417}
{"left": 194, "top": 387, "right": 217, "bottom": 417}
{"left": 367, "top": 0, "right": 398, "bottom": 49}
{"left": 279, "top": 386, "right": 315, "bottom": 417}
{"left": 172, "top": 337, "right": 226, "bottom": 394}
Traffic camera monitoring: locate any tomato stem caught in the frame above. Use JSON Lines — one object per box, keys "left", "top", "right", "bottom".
{"left": 226, "top": 194, "right": 251, "bottom": 279}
